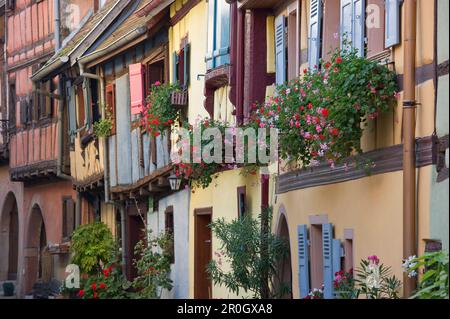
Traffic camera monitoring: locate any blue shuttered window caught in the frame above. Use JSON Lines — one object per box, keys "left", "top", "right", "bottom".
{"left": 322, "top": 223, "right": 334, "bottom": 299}
{"left": 297, "top": 225, "right": 310, "bottom": 298}
{"left": 308, "top": 0, "right": 322, "bottom": 70}
{"left": 332, "top": 239, "right": 342, "bottom": 281}
{"left": 206, "top": 0, "right": 230, "bottom": 70}
{"left": 340, "top": 0, "right": 366, "bottom": 57}
{"left": 275, "top": 15, "right": 286, "bottom": 85}
{"left": 68, "top": 86, "right": 77, "bottom": 145}
{"left": 385, "top": 0, "right": 400, "bottom": 48}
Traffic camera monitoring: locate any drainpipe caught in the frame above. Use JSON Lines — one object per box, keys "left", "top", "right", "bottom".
{"left": 402, "top": 0, "right": 417, "bottom": 297}
{"left": 53, "top": 0, "right": 72, "bottom": 180}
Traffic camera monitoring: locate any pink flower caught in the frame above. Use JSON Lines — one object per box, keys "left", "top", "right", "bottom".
{"left": 315, "top": 125, "right": 322, "bottom": 133}
{"left": 154, "top": 81, "right": 161, "bottom": 86}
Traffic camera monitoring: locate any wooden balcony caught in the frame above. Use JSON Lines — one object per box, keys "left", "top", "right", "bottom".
{"left": 9, "top": 120, "right": 61, "bottom": 182}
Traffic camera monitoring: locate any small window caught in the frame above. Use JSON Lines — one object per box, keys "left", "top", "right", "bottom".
{"left": 165, "top": 206, "right": 175, "bottom": 264}
{"left": 343, "top": 229, "right": 354, "bottom": 272}
{"left": 206, "top": 0, "right": 231, "bottom": 70}
{"left": 309, "top": 224, "right": 324, "bottom": 289}
{"left": 62, "top": 197, "right": 76, "bottom": 241}
{"left": 237, "top": 186, "right": 247, "bottom": 218}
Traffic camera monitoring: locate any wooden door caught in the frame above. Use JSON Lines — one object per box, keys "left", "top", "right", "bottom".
{"left": 7, "top": 202, "right": 18, "bottom": 280}
{"left": 194, "top": 208, "right": 212, "bottom": 299}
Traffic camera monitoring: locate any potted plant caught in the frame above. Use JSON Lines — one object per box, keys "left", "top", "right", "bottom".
{"left": 2, "top": 282, "right": 15, "bottom": 297}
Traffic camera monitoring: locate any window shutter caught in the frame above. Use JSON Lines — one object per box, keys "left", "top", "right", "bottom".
{"left": 129, "top": 63, "right": 145, "bottom": 115}
{"left": 66, "top": 198, "right": 75, "bottom": 237}
{"left": 206, "top": 0, "right": 215, "bottom": 70}
{"left": 82, "top": 78, "right": 91, "bottom": 126}
{"left": 352, "top": 0, "right": 366, "bottom": 57}
{"left": 106, "top": 84, "right": 116, "bottom": 135}
{"left": 183, "top": 43, "right": 190, "bottom": 88}
{"left": 172, "top": 52, "right": 178, "bottom": 84}
{"left": 20, "top": 100, "right": 27, "bottom": 125}
{"left": 150, "top": 136, "right": 157, "bottom": 165}
{"left": 332, "top": 239, "right": 342, "bottom": 281}
{"left": 216, "top": 0, "right": 231, "bottom": 67}
{"left": 385, "top": 0, "right": 400, "bottom": 48}
{"left": 68, "top": 87, "right": 77, "bottom": 144}
{"left": 340, "top": 0, "right": 353, "bottom": 51}
{"left": 308, "top": 0, "right": 322, "bottom": 70}
{"left": 275, "top": 15, "right": 286, "bottom": 85}
{"left": 322, "top": 223, "right": 334, "bottom": 299}
{"left": 297, "top": 224, "right": 310, "bottom": 298}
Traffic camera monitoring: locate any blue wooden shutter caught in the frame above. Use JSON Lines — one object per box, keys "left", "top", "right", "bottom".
{"left": 206, "top": 0, "right": 216, "bottom": 70}
{"left": 322, "top": 223, "right": 334, "bottom": 299}
{"left": 340, "top": 0, "right": 353, "bottom": 51}
{"left": 332, "top": 239, "right": 342, "bottom": 280}
{"left": 297, "top": 225, "right": 310, "bottom": 298}
{"left": 172, "top": 51, "right": 178, "bottom": 84}
{"left": 216, "top": 0, "right": 231, "bottom": 67}
{"left": 308, "top": 0, "right": 322, "bottom": 70}
{"left": 352, "top": 0, "right": 366, "bottom": 57}
{"left": 275, "top": 15, "right": 286, "bottom": 85}
{"left": 82, "top": 78, "right": 91, "bottom": 127}
{"left": 183, "top": 43, "right": 190, "bottom": 88}
{"left": 385, "top": 0, "right": 400, "bottom": 48}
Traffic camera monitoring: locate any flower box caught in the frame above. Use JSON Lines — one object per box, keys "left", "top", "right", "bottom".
{"left": 171, "top": 90, "right": 188, "bottom": 108}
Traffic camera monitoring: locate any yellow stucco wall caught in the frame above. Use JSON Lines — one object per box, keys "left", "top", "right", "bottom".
{"left": 169, "top": 0, "right": 209, "bottom": 123}
{"left": 274, "top": 166, "right": 431, "bottom": 299}
{"left": 188, "top": 169, "right": 263, "bottom": 298}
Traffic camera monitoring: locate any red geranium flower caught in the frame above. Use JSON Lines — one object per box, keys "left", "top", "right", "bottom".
{"left": 93, "top": 292, "right": 98, "bottom": 299}
{"left": 332, "top": 128, "right": 339, "bottom": 136}
{"left": 99, "top": 282, "right": 106, "bottom": 289}
{"left": 336, "top": 56, "right": 343, "bottom": 64}
{"left": 77, "top": 289, "right": 84, "bottom": 297}
{"left": 91, "top": 282, "right": 97, "bottom": 291}
{"left": 321, "top": 108, "right": 329, "bottom": 117}
{"left": 307, "top": 103, "right": 313, "bottom": 110}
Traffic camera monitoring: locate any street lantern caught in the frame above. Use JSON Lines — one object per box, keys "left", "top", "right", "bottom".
{"left": 168, "top": 173, "right": 182, "bottom": 191}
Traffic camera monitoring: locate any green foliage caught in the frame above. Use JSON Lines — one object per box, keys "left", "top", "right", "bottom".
{"left": 405, "top": 251, "right": 449, "bottom": 299}
{"left": 77, "top": 262, "right": 131, "bottom": 299}
{"left": 207, "top": 208, "right": 291, "bottom": 299}
{"left": 354, "top": 256, "right": 402, "bottom": 299}
{"left": 333, "top": 269, "right": 358, "bottom": 299}
{"left": 253, "top": 43, "right": 398, "bottom": 169}
{"left": 131, "top": 231, "right": 174, "bottom": 299}
{"left": 70, "top": 222, "right": 115, "bottom": 274}
{"left": 142, "top": 82, "right": 181, "bottom": 136}
{"left": 93, "top": 106, "right": 113, "bottom": 138}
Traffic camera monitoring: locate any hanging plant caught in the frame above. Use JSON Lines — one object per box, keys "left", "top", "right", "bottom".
{"left": 141, "top": 82, "right": 182, "bottom": 137}
{"left": 172, "top": 118, "right": 271, "bottom": 189}
{"left": 93, "top": 104, "right": 113, "bottom": 138}
{"left": 254, "top": 44, "right": 399, "bottom": 169}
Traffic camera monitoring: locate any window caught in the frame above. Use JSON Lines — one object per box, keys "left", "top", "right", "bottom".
{"left": 165, "top": 206, "right": 175, "bottom": 264}
{"left": 206, "top": 0, "right": 231, "bottom": 70}
{"left": 105, "top": 83, "right": 116, "bottom": 135}
{"left": 33, "top": 80, "right": 54, "bottom": 121}
{"left": 173, "top": 40, "right": 190, "bottom": 88}
{"left": 343, "top": 229, "right": 354, "bottom": 272}
{"left": 62, "top": 197, "right": 76, "bottom": 240}
{"left": 340, "top": 0, "right": 366, "bottom": 57}
{"left": 309, "top": 223, "right": 324, "bottom": 289}
{"left": 237, "top": 186, "right": 246, "bottom": 218}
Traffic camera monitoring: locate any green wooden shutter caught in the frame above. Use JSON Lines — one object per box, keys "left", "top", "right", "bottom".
{"left": 172, "top": 51, "right": 178, "bottom": 84}
{"left": 297, "top": 225, "right": 310, "bottom": 298}
{"left": 322, "top": 223, "right": 334, "bottom": 299}
{"left": 183, "top": 43, "right": 190, "bottom": 88}
{"left": 385, "top": 0, "right": 400, "bottom": 48}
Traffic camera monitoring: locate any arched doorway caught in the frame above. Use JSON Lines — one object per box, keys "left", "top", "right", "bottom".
{"left": 0, "top": 192, "right": 19, "bottom": 281}
{"left": 275, "top": 212, "right": 293, "bottom": 299}
{"left": 24, "top": 205, "right": 52, "bottom": 294}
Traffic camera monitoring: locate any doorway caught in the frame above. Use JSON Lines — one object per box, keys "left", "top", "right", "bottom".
{"left": 0, "top": 192, "right": 19, "bottom": 281}
{"left": 276, "top": 213, "right": 293, "bottom": 299}
{"left": 194, "top": 208, "right": 212, "bottom": 299}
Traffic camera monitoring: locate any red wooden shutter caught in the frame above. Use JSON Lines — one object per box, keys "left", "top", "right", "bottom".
{"left": 106, "top": 83, "right": 116, "bottom": 135}
{"left": 129, "top": 63, "right": 145, "bottom": 115}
